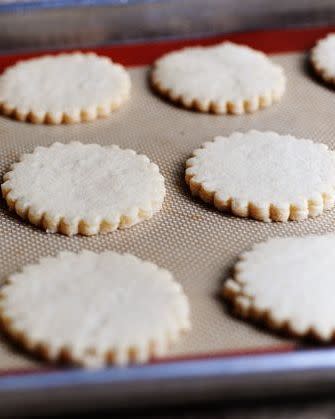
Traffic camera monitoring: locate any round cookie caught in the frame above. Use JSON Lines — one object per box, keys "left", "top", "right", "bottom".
{"left": 0, "top": 250, "right": 191, "bottom": 367}
{"left": 151, "top": 42, "right": 286, "bottom": 114}
{"left": 1, "top": 142, "right": 165, "bottom": 235}
{"left": 311, "top": 34, "right": 335, "bottom": 85}
{"left": 0, "top": 52, "right": 131, "bottom": 124}
{"left": 185, "top": 130, "right": 335, "bottom": 222}
{"left": 223, "top": 235, "right": 335, "bottom": 341}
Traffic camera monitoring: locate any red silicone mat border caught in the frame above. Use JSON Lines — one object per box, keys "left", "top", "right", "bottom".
{"left": 0, "top": 25, "right": 331, "bottom": 372}
{"left": 1, "top": 25, "right": 335, "bottom": 70}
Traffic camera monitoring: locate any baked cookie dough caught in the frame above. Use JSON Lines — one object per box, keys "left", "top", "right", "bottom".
{"left": 151, "top": 42, "right": 286, "bottom": 114}
{"left": 185, "top": 130, "right": 335, "bottom": 222}
{"left": 2, "top": 142, "right": 165, "bottom": 235}
{"left": 0, "top": 52, "right": 130, "bottom": 124}
{"left": 311, "top": 34, "right": 335, "bottom": 85}
{"left": 0, "top": 251, "right": 191, "bottom": 366}
{"left": 223, "top": 235, "right": 335, "bottom": 341}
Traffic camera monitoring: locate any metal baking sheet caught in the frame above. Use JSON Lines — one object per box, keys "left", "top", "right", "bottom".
{"left": 1, "top": 0, "right": 335, "bottom": 52}
{"left": 0, "top": 27, "right": 335, "bottom": 415}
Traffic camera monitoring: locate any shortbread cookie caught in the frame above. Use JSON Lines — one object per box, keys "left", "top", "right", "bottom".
{"left": 223, "top": 235, "right": 335, "bottom": 341}
{"left": 151, "top": 42, "right": 286, "bottom": 114}
{"left": 0, "top": 52, "right": 130, "bottom": 124}
{"left": 0, "top": 251, "right": 191, "bottom": 366}
{"left": 185, "top": 130, "right": 335, "bottom": 222}
{"left": 311, "top": 34, "right": 335, "bottom": 85}
{"left": 1, "top": 142, "right": 165, "bottom": 235}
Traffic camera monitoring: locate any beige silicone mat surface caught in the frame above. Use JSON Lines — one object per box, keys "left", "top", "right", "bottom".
{"left": 0, "top": 51, "right": 332, "bottom": 371}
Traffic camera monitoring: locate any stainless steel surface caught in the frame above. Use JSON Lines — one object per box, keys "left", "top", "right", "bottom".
{"left": 1, "top": 349, "right": 335, "bottom": 416}
{"left": 1, "top": 0, "right": 335, "bottom": 51}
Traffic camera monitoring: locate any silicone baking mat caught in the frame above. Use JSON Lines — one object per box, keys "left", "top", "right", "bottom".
{"left": 0, "top": 27, "right": 334, "bottom": 374}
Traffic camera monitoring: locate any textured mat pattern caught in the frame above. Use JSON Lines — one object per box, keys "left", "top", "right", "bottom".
{"left": 0, "top": 51, "right": 331, "bottom": 370}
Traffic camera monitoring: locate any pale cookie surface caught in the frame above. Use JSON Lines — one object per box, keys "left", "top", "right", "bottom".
{"left": 311, "top": 34, "right": 335, "bottom": 85}
{"left": 0, "top": 251, "right": 191, "bottom": 366}
{"left": 185, "top": 130, "right": 335, "bottom": 222}
{"left": 0, "top": 53, "right": 131, "bottom": 124}
{"left": 1, "top": 142, "right": 165, "bottom": 235}
{"left": 223, "top": 235, "right": 335, "bottom": 341}
{"left": 151, "top": 42, "right": 286, "bottom": 114}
